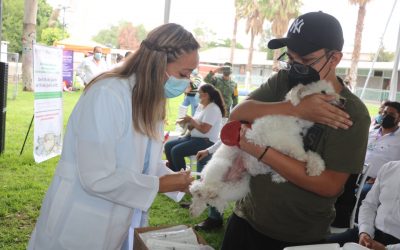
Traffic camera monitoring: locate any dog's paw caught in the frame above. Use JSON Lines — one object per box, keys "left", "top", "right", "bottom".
{"left": 306, "top": 151, "right": 325, "bottom": 176}
{"left": 189, "top": 200, "right": 208, "bottom": 217}
{"left": 271, "top": 173, "right": 287, "bottom": 183}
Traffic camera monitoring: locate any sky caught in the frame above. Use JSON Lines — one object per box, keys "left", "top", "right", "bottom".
{"left": 47, "top": 0, "right": 400, "bottom": 53}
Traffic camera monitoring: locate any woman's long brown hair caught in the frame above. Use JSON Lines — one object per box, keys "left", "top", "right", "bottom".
{"left": 85, "top": 23, "right": 200, "bottom": 139}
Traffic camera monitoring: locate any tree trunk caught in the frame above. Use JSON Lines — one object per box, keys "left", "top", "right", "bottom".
{"left": 230, "top": 16, "right": 238, "bottom": 64}
{"left": 348, "top": 3, "right": 366, "bottom": 91}
{"left": 22, "top": 0, "right": 38, "bottom": 92}
{"left": 246, "top": 29, "right": 255, "bottom": 74}
{"left": 245, "top": 29, "right": 255, "bottom": 86}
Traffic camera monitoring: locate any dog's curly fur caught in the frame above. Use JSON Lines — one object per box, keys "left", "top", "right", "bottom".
{"left": 189, "top": 80, "right": 338, "bottom": 217}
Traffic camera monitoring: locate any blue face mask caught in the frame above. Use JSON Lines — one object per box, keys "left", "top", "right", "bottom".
{"left": 375, "top": 114, "right": 383, "bottom": 124}
{"left": 164, "top": 73, "right": 190, "bottom": 98}
{"left": 94, "top": 52, "right": 102, "bottom": 60}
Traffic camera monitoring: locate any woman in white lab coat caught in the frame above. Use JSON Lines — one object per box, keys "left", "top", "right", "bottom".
{"left": 28, "top": 23, "right": 197, "bottom": 250}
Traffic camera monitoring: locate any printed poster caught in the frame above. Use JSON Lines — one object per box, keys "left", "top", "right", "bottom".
{"left": 33, "top": 44, "right": 63, "bottom": 163}
{"left": 62, "top": 49, "right": 74, "bottom": 89}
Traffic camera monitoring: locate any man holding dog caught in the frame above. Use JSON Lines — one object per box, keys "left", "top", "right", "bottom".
{"left": 221, "top": 12, "right": 371, "bottom": 249}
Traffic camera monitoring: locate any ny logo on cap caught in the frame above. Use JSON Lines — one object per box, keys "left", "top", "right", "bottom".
{"left": 289, "top": 18, "right": 304, "bottom": 34}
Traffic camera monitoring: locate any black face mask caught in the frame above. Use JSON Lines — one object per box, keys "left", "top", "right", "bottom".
{"left": 381, "top": 115, "right": 397, "bottom": 129}
{"left": 288, "top": 62, "right": 320, "bottom": 89}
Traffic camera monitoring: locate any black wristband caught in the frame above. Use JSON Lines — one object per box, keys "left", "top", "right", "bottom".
{"left": 258, "top": 146, "right": 270, "bottom": 162}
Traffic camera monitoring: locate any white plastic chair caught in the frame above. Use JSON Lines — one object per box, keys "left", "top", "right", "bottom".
{"left": 349, "top": 163, "right": 370, "bottom": 228}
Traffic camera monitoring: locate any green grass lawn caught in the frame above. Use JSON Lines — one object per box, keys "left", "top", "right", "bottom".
{"left": 0, "top": 84, "right": 378, "bottom": 249}
{"left": 0, "top": 84, "right": 232, "bottom": 250}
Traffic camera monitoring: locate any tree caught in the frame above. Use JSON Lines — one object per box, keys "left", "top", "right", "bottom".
{"left": 261, "top": 0, "right": 301, "bottom": 70}
{"left": 377, "top": 46, "right": 395, "bottom": 62}
{"left": 40, "top": 27, "right": 66, "bottom": 46}
{"left": 92, "top": 21, "right": 148, "bottom": 49}
{"left": 118, "top": 23, "right": 140, "bottom": 50}
{"left": 242, "top": 0, "right": 266, "bottom": 74}
{"left": 207, "top": 38, "right": 244, "bottom": 49}
{"left": 346, "top": 0, "right": 372, "bottom": 90}
{"left": 230, "top": 0, "right": 247, "bottom": 64}
{"left": 22, "top": 0, "right": 38, "bottom": 91}
{"left": 93, "top": 25, "right": 119, "bottom": 48}
{"left": 193, "top": 24, "right": 217, "bottom": 50}
{"left": 2, "top": 0, "right": 57, "bottom": 54}
{"left": 2, "top": 0, "right": 24, "bottom": 53}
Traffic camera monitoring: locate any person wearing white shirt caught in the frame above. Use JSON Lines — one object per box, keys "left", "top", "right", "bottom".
{"left": 76, "top": 46, "right": 109, "bottom": 85}
{"left": 327, "top": 161, "right": 400, "bottom": 249}
{"left": 28, "top": 23, "right": 198, "bottom": 250}
{"left": 364, "top": 102, "right": 400, "bottom": 180}
{"left": 332, "top": 101, "right": 400, "bottom": 228}
{"left": 164, "top": 83, "right": 225, "bottom": 173}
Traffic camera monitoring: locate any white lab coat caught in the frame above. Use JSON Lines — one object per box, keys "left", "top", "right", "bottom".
{"left": 28, "top": 75, "right": 182, "bottom": 250}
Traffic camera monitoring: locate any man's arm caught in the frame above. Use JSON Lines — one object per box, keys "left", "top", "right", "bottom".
{"left": 358, "top": 165, "right": 383, "bottom": 239}
{"left": 204, "top": 70, "right": 217, "bottom": 85}
{"left": 230, "top": 95, "right": 353, "bottom": 130}
{"left": 239, "top": 136, "right": 349, "bottom": 197}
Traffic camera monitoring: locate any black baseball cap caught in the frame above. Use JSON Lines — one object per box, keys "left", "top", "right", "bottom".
{"left": 268, "top": 11, "right": 344, "bottom": 56}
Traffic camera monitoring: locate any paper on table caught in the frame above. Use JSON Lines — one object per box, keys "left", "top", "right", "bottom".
{"left": 140, "top": 227, "right": 198, "bottom": 245}
{"left": 146, "top": 238, "right": 214, "bottom": 250}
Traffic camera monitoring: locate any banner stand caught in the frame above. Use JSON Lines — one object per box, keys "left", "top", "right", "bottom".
{"left": 20, "top": 115, "right": 34, "bottom": 155}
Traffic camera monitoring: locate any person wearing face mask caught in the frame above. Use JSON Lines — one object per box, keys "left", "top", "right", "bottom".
{"left": 165, "top": 83, "right": 225, "bottom": 172}
{"left": 370, "top": 100, "right": 389, "bottom": 131}
{"left": 76, "top": 46, "right": 109, "bottom": 86}
{"left": 204, "top": 62, "right": 237, "bottom": 117}
{"left": 220, "top": 12, "right": 371, "bottom": 250}
{"left": 332, "top": 101, "right": 400, "bottom": 229}
{"left": 360, "top": 101, "right": 400, "bottom": 197}
{"left": 28, "top": 23, "right": 197, "bottom": 250}
{"left": 180, "top": 69, "right": 203, "bottom": 116}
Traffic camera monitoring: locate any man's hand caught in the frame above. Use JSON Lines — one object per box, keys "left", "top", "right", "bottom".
{"left": 359, "top": 232, "right": 373, "bottom": 248}
{"left": 294, "top": 94, "right": 353, "bottom": 129}
{"left": 359, "top": 233, "right": 386, "bottom": 250}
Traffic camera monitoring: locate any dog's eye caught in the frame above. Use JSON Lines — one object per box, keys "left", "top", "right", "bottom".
{"left": 321, "top": 90, "right": 327, "bottom": 94}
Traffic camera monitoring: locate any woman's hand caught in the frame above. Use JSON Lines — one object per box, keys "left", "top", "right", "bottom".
{"left": 196, "top": 149, "right": 209, "bottom": 161}
{"left": 294, "top": 94, "right": 353, "bottom": 129}
{"left": 159, "top": 170, "right": 194, "bottom": 193}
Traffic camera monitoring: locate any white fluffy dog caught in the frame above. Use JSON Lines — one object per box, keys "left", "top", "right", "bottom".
{"left": 189, "top": 80, "right": 341, "bottom": 217}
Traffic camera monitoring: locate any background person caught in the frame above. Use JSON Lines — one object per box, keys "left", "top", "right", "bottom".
{"left": 76, "top": 46, "right": 109, "bottom": 85}
{"left": 332, "top": 101, "right": 400, "bottom": 228}
{"left": 181, "top": 69, "right": 203, "bottom": 116}
{"left": 28, "top": 23, "right": 198, "bottom": 250}
{"left": 204, "top": 62, "right": 237, "bottom": 117}
{"left": 327, "top": 161, "right": 400, "bottom": 250}
{"left": 164, "top": 83, "right": 225, "bottom": 172}
{"left": 220, "top": 12, "right": 370, "bottom": 250}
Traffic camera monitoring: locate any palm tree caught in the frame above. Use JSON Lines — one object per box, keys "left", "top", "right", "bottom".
{"left": 230, "top": 0, "right": 247, "bottom": 64}
{"left": 22, "top": 0, "right": 38, "bottom": 91}
{"left": 261, "top": 0, "right": 300, "bottom": 70}
{"left": 346, "top": 0, "right": 372, "bottom": 91}
{"left": 238, "top": 0, "right": 265, "bottom": 74}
